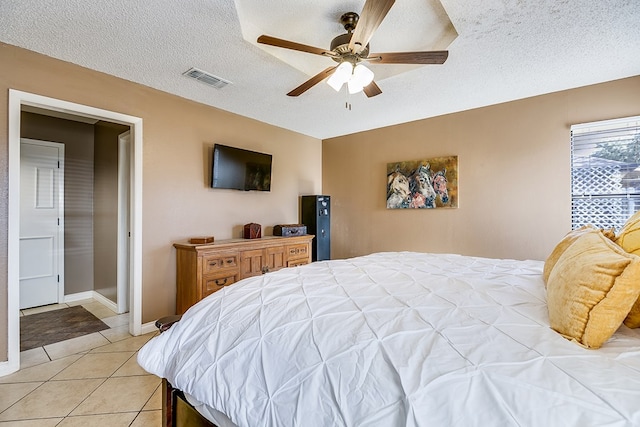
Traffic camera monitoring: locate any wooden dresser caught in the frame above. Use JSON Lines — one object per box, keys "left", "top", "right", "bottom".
{"left": 174, "top": 235, "right": 313, "bottom": 314}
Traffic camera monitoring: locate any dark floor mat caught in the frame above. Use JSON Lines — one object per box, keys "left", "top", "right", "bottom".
{"left": 21, "top": 305, "right": 110, "bottom": 351}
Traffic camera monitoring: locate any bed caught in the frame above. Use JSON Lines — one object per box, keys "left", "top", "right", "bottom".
{"left": 137, "top": 251, "right": 640, "bottom": 427}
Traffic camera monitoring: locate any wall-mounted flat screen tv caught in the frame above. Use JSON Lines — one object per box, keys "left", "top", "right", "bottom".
{"left": 211, "top": 144, "right": 272, "bottom": 191}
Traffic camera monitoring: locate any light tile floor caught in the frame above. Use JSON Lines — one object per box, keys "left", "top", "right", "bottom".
{"left": 1, "top": 300, "right": 161, "bottom": 426}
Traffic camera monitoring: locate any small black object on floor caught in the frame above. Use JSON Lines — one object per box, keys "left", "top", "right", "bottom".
{"left": 20, "top": 305, "right": 110, "bottom": 351}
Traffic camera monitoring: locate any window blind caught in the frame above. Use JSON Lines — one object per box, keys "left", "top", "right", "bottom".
{"left": 570, "top": 116, "right": 640, "bottom": 230}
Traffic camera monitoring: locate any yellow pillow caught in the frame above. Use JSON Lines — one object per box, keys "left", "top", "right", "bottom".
{"left": 615, "top": 210, "right": 640, "bottom": 255}
{"left": 543, "top": 226, "right": 616, "bottom": 286}
{"left": 614, "top": 210, "right": 640, "bottom": 327}
{"left": 543, "top": 226, "right": 597, "bottom": 285}
{"left": 601, "top": 227, "right": 616, "bottom": 240}
{"left": 546, "top": 229, "right": 640, "bottom": 348}
{"left": 625, "top": 299, "right": 640, "bottom": 328}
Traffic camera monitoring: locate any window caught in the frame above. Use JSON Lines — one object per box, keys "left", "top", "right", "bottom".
{"left": 571, "top": 116, "right": 640, "bottom": 231}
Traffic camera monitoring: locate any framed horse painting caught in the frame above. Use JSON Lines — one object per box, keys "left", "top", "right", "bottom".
{"left": 386, "top": 155, "right": 458, "bottom": 209}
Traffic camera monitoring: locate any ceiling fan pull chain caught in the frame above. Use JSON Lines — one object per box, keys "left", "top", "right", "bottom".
{"left": 344, "top": 86, "right": 352, "bottom": 110}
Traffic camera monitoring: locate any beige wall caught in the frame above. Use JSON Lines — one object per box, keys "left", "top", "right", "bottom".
{"left": 323, "top": 76, "right": 640, "bottom": 261}
{"left": 0, "top": 43, "right": 322, "bottom": 360}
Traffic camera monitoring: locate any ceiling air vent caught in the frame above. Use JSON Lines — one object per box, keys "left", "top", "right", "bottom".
{"left": 183, "top": 67, "right": 231, "bottom": 89}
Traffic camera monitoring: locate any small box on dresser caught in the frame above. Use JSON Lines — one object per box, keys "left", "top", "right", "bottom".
{"left": 273, "top": 224, "right": 307, "bottom": 237}
{"left": 243, "top": 223, "right": 261, "bottom": 239}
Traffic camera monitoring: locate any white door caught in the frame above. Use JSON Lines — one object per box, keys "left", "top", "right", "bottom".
{"left": 20, "top": 140, "right": 64, "bottom": 309}
{"left": 117, "top": 131, "right": 130, "bottom": 314}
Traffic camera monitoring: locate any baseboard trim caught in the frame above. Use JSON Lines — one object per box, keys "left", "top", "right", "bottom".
{"left": 90, "top": 291, "right": 118, "bottom": 314}
{"left": 141, "top": 321, "right": 158, "bottom": 335}
{"left": 63, "top": 291, "right": 94, "bottom": 304}
{"left": 64, "top": 291, "right": 118, "bottom": 314}
{"left": 0, "top": 359, "right": 20, "bottom": 377}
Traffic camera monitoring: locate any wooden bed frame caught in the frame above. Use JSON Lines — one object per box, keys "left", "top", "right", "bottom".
{"left": 163, "top": 378, "right": 218, "bottom": 427}
{"left": 157, "top": 315, "right": 220, "bottom": 427}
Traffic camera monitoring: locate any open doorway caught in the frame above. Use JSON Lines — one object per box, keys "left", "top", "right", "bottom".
{"left": 19, "top": 116, "right": 131, "bottom": 316}
{"left": 4, "top": 90, "right": 144, "bottom": 376}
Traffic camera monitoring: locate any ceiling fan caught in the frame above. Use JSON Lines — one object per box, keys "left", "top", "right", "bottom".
{"left": 257, "top": 0, "right": 449, "bottom": 98}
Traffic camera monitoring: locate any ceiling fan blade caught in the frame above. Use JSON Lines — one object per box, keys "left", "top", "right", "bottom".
{"left": 367, "top": 50, "right": 449, "bottom": 64}
{"left": 258, "top": 35, "right": 338, "bottom": 58}
{"left": 287, "top": 66, "right": 337, "bottom": 97}
{"left": 363, "top": 81, "right": 382, "bottom": 98}
{"left": 348, "top": 0, "right": 396, "bottom": 54}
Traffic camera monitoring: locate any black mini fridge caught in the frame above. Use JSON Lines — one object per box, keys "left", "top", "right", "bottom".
{"left": 301, "top": 195, "right": 330, "bottom": 261}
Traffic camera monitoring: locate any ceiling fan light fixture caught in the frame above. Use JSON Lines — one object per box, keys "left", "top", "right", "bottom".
{"left": 346, "top": 64, "right": 374, "bottom": 94}
{"left": 353, "top": 64, "right": 374, "bottom": 87}
{"left": 347, "top": 78, "right": 364, "bottom": 94}
{"left": 327, "top": 62, "right": 353, "bottom": 91}
{"left": 327, "top": 62, "right": 375, "bottom": 94}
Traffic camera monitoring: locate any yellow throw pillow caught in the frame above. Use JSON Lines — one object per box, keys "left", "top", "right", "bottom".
{"left": 625, "top": 298, "right": 640, "bottom": 328}
{"left": 546, "top": 229, "right": 640, "bottom": 349}
{"left": 614, "top": 210, "right": 640, "bottom": 328}
{"left": 543, "top": 226, "right": 617, "bottom": 287}
{"left": 601, "top": 227, "right": 616, "bottom": 240}
{"left": 615, "top": 210, "right": 640, "bottom": 255}
{"left": 543, "top": 226, "right": 597, "bottom": 285}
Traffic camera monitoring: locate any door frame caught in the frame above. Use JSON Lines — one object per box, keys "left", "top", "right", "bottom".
{"left": 117, "top": 131, "right": 130, "bottom": 314}
{"left": 19, "top": 139, "right": 65, "bottom": 307}
{"left": 4, "top": 89, "right": 144, "bottom": 376}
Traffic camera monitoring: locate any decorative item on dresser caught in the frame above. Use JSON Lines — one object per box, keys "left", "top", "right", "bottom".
{"left": 242, "top": 223, "right": 261, "bottom": 239}
{"left": 189, "top": 236, "right": 214, "bottom": 244}
{"left": 273, "top": 224, "right": 307, "bottom": 237}
{"left": 173, "top": 235, "right": 313, "bottom": 314}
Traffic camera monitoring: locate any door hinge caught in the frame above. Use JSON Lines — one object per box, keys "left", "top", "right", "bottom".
{"left": 57, "top": 218, "right": 60, "bottom": 226}
{"left": 58, "top": 161, "right": 60, "bottom": 168}
{"left": 57, "top": 275, "right": 60, "bottom": 283}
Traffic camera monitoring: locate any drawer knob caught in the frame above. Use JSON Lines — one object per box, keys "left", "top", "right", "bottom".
{"left": 215, "top": 278, "right": 228, "bottom": 286}
{"left": 209, "top": 261, "right": 218, "bottom": 267}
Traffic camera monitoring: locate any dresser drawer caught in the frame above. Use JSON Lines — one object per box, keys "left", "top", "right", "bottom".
{"left": 286, "top": 244, "right": 309, "bottom": 260}
{"left": 203, "top": 272, "right": 239, "bottom": 297}
{"left": 287, "top": 258, "right": 309, "bottom": 268}
{"left": 202, "top": 253, "right": 238, "bottom": 274}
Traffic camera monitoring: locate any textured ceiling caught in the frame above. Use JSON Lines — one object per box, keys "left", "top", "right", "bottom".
{"left": 1, "top": 0, "right": 639, "bottom": 140}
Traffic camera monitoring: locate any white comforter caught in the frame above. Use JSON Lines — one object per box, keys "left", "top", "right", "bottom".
{"left": 138, "top": 252, "right": 640, "bottom": 427}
